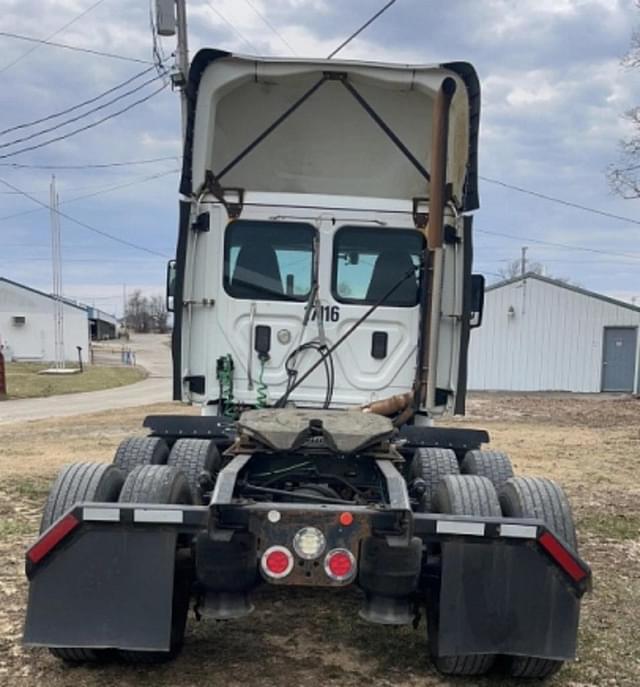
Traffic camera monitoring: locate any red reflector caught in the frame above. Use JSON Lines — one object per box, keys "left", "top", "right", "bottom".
{"left": 324, "top": 549, "right": 356, "bottom": 581}
{"left": 27, "top": 513, "right": 79, "bottom": 564}
{"left": 539, "top": 532, "right": 587, "bottom": 583}
{"left": 339, "top": 512, "right": 354, "bottom": 527}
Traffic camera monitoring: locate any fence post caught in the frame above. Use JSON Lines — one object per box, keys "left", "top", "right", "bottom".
{"left": 0, "top": 349, "right": 6, "bottom": 399}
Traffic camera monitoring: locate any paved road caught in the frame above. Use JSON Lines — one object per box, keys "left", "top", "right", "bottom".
{"left": 0, "top": 334, "right": 173, "bottom": 424}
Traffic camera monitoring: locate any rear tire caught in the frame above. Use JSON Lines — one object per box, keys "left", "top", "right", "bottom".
{"left": 113, "top": 436, "right": 169, "bottom": 473}
{"left": 429, "top": 475, "right": 500, "bottom": 676}
{"left": 499, "top": 476, "right": 577, "bottom": 678}
{"left": 117, "top": 466, "right": 193, "bottom": 664}
{"left": 41, "top": 463, "right": 125, "bottom": 663}
{"left": 461, "top": 450, "right": 514, "bottom": 491}
{"left": 167, "top": 439, "right": 221, "bottom": 503}
{"left": 410, "top": 448, "right": 460, "bottom": 512}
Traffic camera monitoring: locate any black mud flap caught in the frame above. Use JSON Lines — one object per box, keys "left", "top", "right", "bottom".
{"left": 430, "top": 539, "right": 580, "bottom": 660}
{"left": 24, "top": 527, "right": 177, "bottom": 651}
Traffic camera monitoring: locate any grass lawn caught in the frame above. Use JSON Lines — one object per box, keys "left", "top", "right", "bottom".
{"left": 3, "top": 362, "right": 147, "bottom": 399}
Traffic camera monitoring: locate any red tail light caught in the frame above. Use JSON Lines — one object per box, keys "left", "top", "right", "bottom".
{"left": 539, "top": 532, "right": 588, "bottom": 583}
{"left": 261, "top": 545, "right": 294, "bottom": 579}
{"left": 27, "top": 513, "right": 80, "bottom": 564}
{"left": 324, "top": 548, "right": 356, "bottom": 582}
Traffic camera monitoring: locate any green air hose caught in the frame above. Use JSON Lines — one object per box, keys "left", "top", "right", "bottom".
{"left": 256, "top": 355, "right": 269, "bottom": 409}
{"left": 216, "top": 354, "right": 236, "bottom": 418}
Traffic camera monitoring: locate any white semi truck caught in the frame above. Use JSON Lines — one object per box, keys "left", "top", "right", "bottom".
{"left": 24, "top": 51, "right": 590, "bottom": 679}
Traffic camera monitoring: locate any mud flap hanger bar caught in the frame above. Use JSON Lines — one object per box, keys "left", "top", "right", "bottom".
{"left": 197, "top": 71, "right": 432, "bottom": 215}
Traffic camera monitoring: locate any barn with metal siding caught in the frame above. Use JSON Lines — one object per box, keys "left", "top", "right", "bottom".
{"left": 468, "top": 273, "right": 640, "bottom": 393}
{"left": 0, "top": 277, "right": 89, "bottom": 363}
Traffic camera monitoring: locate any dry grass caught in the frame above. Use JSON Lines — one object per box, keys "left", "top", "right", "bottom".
{"left": 3, "top": 362, "right": 146, "bottom": 399}
{"left": 0, "top": 395, "right": 638, "bottom": 686}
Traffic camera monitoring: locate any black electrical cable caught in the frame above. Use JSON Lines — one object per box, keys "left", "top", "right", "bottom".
{"left": 327, "top": 0, "right": 398, "bottom": 59}
{"left": 0, "top": 32, "right": 152, "bottom": 65}
{"left": 276, "top": 263, "right": 419, "bottom": 407}
{"left": 0, "top": 83, "right": 168, "bottom": 160}
{"left": 0, "top": 72, "right": 166, "bottom": 149}
{"left": 0, "top": 64, "right": 158, "bottom": 136}
{"left": 0, "top": 155, "right": 179, "bottom": 170}
{"left": 283, "top": 341, "right": 335, "bottom": 409}
{"left": 0, "top": 176, "right": 169, "bottom": 257}
{"left": 0, "top": 0, "right": 107, "bottom": 75}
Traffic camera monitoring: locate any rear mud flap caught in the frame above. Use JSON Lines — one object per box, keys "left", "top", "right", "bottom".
{"left": 24, "top": 527, "right": 177, "bottom": 651}
{"left": 431, "top": 539, "right": 580, "bottom": 660}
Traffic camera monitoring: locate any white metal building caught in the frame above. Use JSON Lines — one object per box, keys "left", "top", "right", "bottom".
{"left": 0, "top": 277, "right": 89, "bottom": 363}
{"left": 468, "top": 273, "right": 640, "bottom": 393}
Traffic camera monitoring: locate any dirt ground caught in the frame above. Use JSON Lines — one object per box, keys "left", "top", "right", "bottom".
{"left": 0, "top": 393, "right": 638, "bottom": 686}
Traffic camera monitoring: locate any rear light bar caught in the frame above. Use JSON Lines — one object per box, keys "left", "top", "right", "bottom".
{"left": 27, "top": 513, "right": 80, "bottom": 564}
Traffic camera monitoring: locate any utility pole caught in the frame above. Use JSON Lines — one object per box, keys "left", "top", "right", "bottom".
{"left": 155, "top": 0, "right": 189, "bottom": 141}
{"left": 520, "top": 245, "right": 528, "bottom": 277}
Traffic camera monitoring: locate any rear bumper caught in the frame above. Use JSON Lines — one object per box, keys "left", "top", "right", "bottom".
{"left": 23, "top": 500, "right": 590, "bottom": 659}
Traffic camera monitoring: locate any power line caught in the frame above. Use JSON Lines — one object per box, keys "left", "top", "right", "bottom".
{"left": 0, "top": 0, "right": 107, "bottom": 75}
{"left": 0, "top": 169, "right": 179, "bottom": 223}
{"left": 328, "top": 0, "right": 398, "bottom": 59}
{"left": 0, "top": 83, "right": 168, "bottom": 161}
{"left": 0, "top": 32, "right": 153, "bottom": 65}
{"left": 480, "top": 175, "right": 640, "bottom": 227}
{"left": 242, "top": 0, "right": 297, "bottom": 55}
{"left": 205, "top": 2, "right": 259, "bottom": 53}
{"left": 0, "top": 176, "right": 169, "bottom": 258}
{"left": 0, "top": 65, "right": 157, "bottom": 136}
{"left": 0, "top": 73, "right": 167, "bottom": 150}
{"left": 0, "top": 155, "right": 179, "bottom": 170}
{"left": 476, "top": 227, "right": 640, "bottom": 262}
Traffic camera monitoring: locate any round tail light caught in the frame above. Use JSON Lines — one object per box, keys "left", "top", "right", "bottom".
{"left": 324, "top": 548, "right": 356, "bottom": 582}
{"left": 261, "top": 546, "right": 294, "bottom": 579}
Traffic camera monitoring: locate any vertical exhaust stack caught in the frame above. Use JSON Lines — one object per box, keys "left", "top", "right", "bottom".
{"left": 417, "top": 77, "right": 457, "bottom": 410}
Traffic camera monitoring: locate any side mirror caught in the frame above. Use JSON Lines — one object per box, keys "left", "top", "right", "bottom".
{"left": 470, "top": 273, "right": 485, "bottom": 328}
{"left": 166, "top": 260, "right": 176, "bottom": 312}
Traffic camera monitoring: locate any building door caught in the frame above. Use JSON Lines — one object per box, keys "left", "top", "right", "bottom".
{"left": 601, "top": 327, "right": 638, "bottom": 392}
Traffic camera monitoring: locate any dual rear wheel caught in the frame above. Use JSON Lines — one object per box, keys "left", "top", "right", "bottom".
{"left": 413, "top": 447, "right": 576, "bottom": 679}
{"left": 39, "top": 435, "right": 220, "bottom": 664}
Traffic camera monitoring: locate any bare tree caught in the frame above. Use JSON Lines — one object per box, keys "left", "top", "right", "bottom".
{"left": 497, "top": 258, "right": 545, "bottom": 280}
{"left": 149, "top": 295, "right": 169, "bottom": 333}
{"left": 608, "top": 8, "right": 640, "bottom": 198}
{"left": 496, "top": 259, "right": 577, "bottom": 285}
{"left": 124, "top": 291, "right": 169, "bottom": 333}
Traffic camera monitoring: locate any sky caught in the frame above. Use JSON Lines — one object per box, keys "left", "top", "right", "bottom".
{"left": 1, "top": 0, "right": 640, "bottom": 315}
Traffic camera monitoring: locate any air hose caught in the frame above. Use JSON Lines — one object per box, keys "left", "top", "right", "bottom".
{"left": 256, "top": 355, "right": 269, "bottom": 409}
{"left": 216, "top": 354, "right": 236, "bottom": 418}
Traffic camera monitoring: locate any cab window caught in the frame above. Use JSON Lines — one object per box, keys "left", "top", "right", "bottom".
{"left": 332, "top": 226, "right": 424, "bottom": 307}
{"left": 224, "top": 220, "right": 315, "bottom": 301}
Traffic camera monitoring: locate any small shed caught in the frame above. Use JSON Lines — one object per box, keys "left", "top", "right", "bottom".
{"left": 0, "top": 277, "right": 89, "bottom": 363}
{"left": 468, "top": 273, "right": 640, "bottom": 393}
